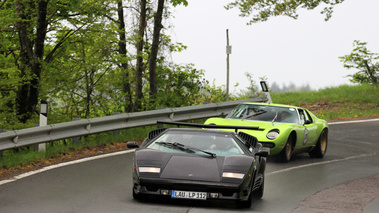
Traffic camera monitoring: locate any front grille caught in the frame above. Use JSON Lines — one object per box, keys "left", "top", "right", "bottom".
{"left": 141, "top": 181, "right": 239, "bottom": 196}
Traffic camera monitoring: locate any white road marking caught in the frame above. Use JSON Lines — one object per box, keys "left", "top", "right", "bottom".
{"left": 328, "top": 118, "right": 379, "bottom": 125}
{"left": 267, "top": 153, "right": 377, "bottom": 176}
{"left": 0, "top": 150, "right": 134, "bottom": 186}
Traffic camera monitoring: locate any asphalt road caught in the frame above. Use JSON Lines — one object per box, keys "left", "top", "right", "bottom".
{"left": 0, "top": 118, "right": 378, "bottom": 213}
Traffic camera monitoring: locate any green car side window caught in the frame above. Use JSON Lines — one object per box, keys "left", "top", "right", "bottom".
{"left": 299, "top": 109, "right": 313, "bottom": 125}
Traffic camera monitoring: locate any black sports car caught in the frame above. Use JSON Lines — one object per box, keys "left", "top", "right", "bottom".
{"left": 126, "top": 121, "right": 268, "bottom": 208}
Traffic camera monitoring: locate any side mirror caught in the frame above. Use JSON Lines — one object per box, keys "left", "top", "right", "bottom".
{"left": 127, "top": 141, "right": 139, "bottom": 149}
{"left": 304, "top": 120, "right": 312, "bottom": 125}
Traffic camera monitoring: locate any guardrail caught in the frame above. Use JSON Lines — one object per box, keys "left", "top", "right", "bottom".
{"left": 0, "top": 96, "right": 267, "bottom": 152}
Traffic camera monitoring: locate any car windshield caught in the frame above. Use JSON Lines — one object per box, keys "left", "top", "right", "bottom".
{"left": 147, "top": 131, "right": 244, "bottom": 156}
{"left": 226, "top": 104, "right": 299, "bottom": 124}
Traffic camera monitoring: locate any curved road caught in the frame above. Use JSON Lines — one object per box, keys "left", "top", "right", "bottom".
{"left": 0, "top": 118, "right": 378, "bottom": 213}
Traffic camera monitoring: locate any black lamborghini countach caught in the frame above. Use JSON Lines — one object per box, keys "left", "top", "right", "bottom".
{"left": 126, "top": 121, "right": 268, "bottom": 208}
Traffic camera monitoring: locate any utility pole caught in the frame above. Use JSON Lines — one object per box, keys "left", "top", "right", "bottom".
{"left": 226, "top": 29, "right": 231, "bottom": 101}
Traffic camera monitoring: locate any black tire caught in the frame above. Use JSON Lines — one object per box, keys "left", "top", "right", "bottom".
{"left": 309, "top": 129, "right": 328, "bottom": 158}
{"left": 132, "top": 189, "right": 146, "bottom": 200}
{"left": 236, "top": 190, "right": 253, "bottom": 208}
{"left": 278, "top": 135, "right": 294, "bottom": 163}
{"left": 253, "top": 175, "right": 264, "bottom": 199}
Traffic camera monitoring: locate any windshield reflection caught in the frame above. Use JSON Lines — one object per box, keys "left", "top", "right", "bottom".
{"left": 147, "top": 131, "right": 244, "bottom": 156}
{"left": 227, "top": 104, "right": 299, "bottom": 124}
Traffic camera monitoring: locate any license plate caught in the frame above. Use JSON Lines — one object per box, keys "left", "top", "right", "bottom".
{"left": 171, "top": 190, "right": 207, "bottom": 200}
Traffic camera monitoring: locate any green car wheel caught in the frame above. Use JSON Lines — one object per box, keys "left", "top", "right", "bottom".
{"left": 309, "top": 129, "right": 328, "bottom": 158}
{"left": 278, "top": 134, "right": 294, "bottom": 163}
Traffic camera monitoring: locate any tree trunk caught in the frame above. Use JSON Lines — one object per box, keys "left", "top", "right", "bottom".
{"left": 364, "top": 61, "right": 378, "bottom": 85}
{"left": 135, "top": 0, "right": 147, "bottom": 111}
{"left": 148, "top": 0, "right": 165, "bottom": 100}
{"left": 14, "top": 0, "right": 48, "bottom": 123}
{"left": 117, "top": 0, "right": 133, "bottom": 112}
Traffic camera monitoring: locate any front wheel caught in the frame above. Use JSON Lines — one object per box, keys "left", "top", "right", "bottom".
{"left": 253, "top": 175, "right": 264, "bottom": 199}
{"left": 309, "top": 129, "right": 328, "bottom": 158}
{"left": 278, "top": 135, "right": 294, "bottom": 163}
{"left": 236, "top": 188, "right": 253, "bottom": 208}
{"left": 132, "top": 189, "right": 147, "bottom": 200}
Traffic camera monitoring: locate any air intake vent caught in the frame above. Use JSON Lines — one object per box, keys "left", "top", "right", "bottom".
{"left": 238, "top": 132, "right": 258, "bottom": 148}
{"left": 148, "top": 128, "right": 167, "bottom": 139}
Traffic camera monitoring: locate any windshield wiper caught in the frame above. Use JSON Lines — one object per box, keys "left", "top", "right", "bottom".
{"left": 155, "top": 142, "right": 216, "bottom": 158}
{"left": 155, "top": 142, "right": 195, "bottom": 154}
{"left": 243, "top": 110, "right": 267, "bottom": 119}
{"left": 173, "top": 142, "right": 217, "bottom": 158}
{"left": 272, "top": 111, "right": 278, "bottom": 122}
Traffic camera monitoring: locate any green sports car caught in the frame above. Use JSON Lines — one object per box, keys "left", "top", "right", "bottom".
{"left": 204, "top": 102, "right": 329, "bottom": 162}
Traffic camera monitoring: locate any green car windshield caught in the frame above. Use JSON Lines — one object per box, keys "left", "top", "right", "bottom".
{"left": 226, "top": 104, "right": 299, "bottom": 124}
{"left": 147, "top": 131, "right": 245, "bottom": 156}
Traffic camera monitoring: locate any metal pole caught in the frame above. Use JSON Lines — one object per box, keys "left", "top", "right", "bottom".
{"left": 260, "top": 81, "right": 273, "bottom": 104}
{"left": 226, "top": 29, "right": 231, "bottom": 101}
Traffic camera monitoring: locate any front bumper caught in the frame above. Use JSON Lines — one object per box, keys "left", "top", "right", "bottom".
{"left": 133, "top": 177, "right": 251, "bottom": 201}
{"left": 260, "top": 141, "right": 286, "bottom": 155}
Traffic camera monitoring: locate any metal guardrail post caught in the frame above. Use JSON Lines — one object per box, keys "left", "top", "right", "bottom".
{"left": 33, "top": 124, "right": 40, "bottom": 151}
{"left": 0, "top": 129, "right": 6, "bottom": 158}
{"left": 72, "top": 118, "right": 81, "bottom": 144}
{"left": 112, "top": 112, "right": 121, "bottom": 136}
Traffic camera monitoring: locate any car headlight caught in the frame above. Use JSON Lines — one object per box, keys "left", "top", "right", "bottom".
{"left": 222, "top": 172, "right": 244, "bottom": 179}
{"left": 266, "top": 129, "right": 280, "bottom": 140}
{"left": 138, "top": 167, "right": 161, "bottom": 173}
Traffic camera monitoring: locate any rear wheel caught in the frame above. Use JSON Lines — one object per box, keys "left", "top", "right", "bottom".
{"left": 309, "top": 129, "right": 328, "bottom": 158}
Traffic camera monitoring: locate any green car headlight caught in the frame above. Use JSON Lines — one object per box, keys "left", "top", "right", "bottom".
{"left": 266, "top": 129, "right": 280, "bottom": 140}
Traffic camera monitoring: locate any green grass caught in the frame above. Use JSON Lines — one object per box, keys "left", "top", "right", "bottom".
{"left": 1, "top": 84, "right": 378, "bottom": 172}
{"left": 272, "top": 84, "right": 379, "bottom": 120}
{"left": 272, "top": 84, "right": 378, "bottom": 106}
{"left": 0, "top": 126, "right": 157, "bottom": 170}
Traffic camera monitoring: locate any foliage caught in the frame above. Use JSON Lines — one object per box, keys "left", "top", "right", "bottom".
{"left": 339, "top": 40, "right": 379, "bottom": 85}
{"left": 225, "top": 0, "right": 345, "bottom": 24}
{"left": 0, "top": 0, "right": 213, "bottom": 130}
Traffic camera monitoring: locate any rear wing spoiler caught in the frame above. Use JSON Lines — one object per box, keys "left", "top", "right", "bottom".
{"left": 157, "top": 121, "right": 263, "bottom": 149}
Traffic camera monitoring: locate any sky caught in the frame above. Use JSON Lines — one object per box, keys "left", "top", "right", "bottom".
{"left": 170, "top": 0, "right": 379, "bottom": 92}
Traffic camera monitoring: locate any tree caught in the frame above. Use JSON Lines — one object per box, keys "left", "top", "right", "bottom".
{"left": 148, "top": 0, "right": 165, "bottom": 100}
{"left": 0, "top": 0, "right": 114, "bottom": 124}
{"left": 116, "top": 0, "right": 133, "bottom": 112}
{"left": 225, "top": 0, "right": 345, "bottom": 24}
{"left": 134, "top": 0, "right": 147, "bottom": 111}
{"left": 149, "top": 0, "right": 188, "bottom": 101}
{"left": 13, "top": 0, "right": 49, "bottom": 123}
{"left": 339, "top": 40, "right": 378, "bottom": 85}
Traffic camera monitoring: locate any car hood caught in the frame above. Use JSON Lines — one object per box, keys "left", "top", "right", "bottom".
{"left": 135, "top": 149, "right": 254, "bottom": 182}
